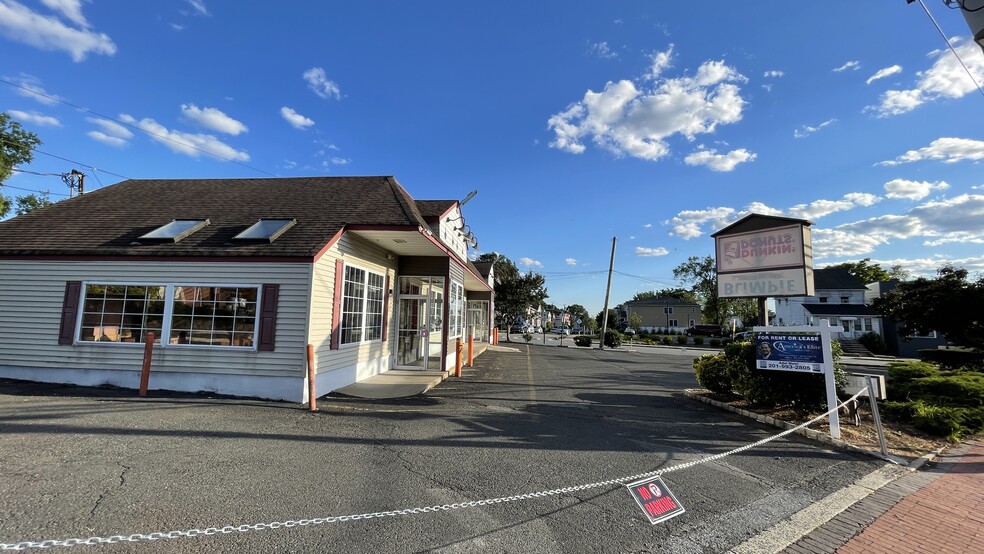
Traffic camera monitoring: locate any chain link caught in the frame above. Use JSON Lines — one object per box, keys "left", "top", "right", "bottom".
{"left": 1, "top": 390, "right": 868, "bottom": 550}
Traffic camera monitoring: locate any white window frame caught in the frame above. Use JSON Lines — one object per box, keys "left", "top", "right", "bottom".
{"left": 449, "top": 281, "right": 465, "bottom": 338}
{"left": 340, "top": 264, "right": 385, "bottom": 346}
{"left": 77, "top": 282, "right": 261, "bottom": 350}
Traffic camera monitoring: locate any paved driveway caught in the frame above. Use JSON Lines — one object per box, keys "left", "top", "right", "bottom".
{"left": 0, "top": 345, "right": 884, "bottom": 553}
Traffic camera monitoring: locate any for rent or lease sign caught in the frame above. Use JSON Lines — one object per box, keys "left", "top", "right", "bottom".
{"left": 755, "top": 333, "right": 826, "bottom": 373}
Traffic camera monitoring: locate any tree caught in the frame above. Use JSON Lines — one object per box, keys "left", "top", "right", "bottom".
{"left": 673, "top": 255, "right": 723, "bottom": 324}
{"left": 479, "top": 253, "right": 547, "bottom": 341}
{"left": 1, "top": 112, "right": 43, "bottom": 218}
{"left": 566, "top": 303, "right": 590, "bottom": 330}
{"left": 595, "top": 308, "right": 617, "bottom": 331}
{"left": 14, "top": 191, "right": 52, "bottom": 215}
{"left": 632, "top": 288, "right": 697, "bottom": 303}
{"left": 826, "top": 258, "right": 891, "bottom": 285}
{"left": 888, "top": 264, "right": 910, "bottom": 281}
{"left": 872, "top": 264, "right": 984, "bottom": 350}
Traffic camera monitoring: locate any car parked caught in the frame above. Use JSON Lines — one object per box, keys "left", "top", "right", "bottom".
{"left": 685, "top": 324, "right": 723, "bottom": 337}
{"left": 509, "top": 323, "right": 527, "bottom": 333}
{"left": 552, "top": 327, "right": 571, "bottom": 335}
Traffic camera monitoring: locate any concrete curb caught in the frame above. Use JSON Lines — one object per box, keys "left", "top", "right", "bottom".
{"left": 682, "top": 389, "right": 937, "bottom": 469}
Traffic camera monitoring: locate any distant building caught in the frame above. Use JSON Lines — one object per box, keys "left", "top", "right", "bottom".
{"left": 617, "top": 297, "right": 701, "bottom": 332}
{"left": 773, "top": 268, "right": 881, "bottom": 339}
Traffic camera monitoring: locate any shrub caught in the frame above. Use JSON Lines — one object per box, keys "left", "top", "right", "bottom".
{"left": 693, "top": 336, "right": 704, "bottom": 345}
{"left": 918, "top": 349, "right": 984, "bottom": 370}
{"left": 709, "top": 338, "right": 721, "bottom": 347}
{"left": 722, "top": 340, "right": 846, "bottom": 411}
{"left": 911, "top": 402, "right": 966, "bottom": 441}
{"left": 603, "top": 329, "right": 622, "bottom": 349}
{"left": 693, "top": 354, "right": 732, "bottom": 394}
{"left": 906, "top": 372, "right": 984, "bottom": 408}
{"left": 523, "top": 332, "right": 533, "bottom": 343}
{"left": 573, "top": 335, "right": 592, "bottom": 347}
{"left": 858, "top": 332, "right": 887, "bottom": 355}
{"left": 676, "top": 335, "right": 688, "bottom": 345}
{"left": 887, "top": 361, "right": 940, "bottom": 399}
{"left": 661, "top": 335, "right": 673, "bottom": 345}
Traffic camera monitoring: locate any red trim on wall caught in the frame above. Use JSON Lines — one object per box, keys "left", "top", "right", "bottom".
{"left": 258, "top": 284, "right": 280, "bottom": 351}
{"left": 310, "top": 227, "right": 346, "bottom": 263}
{"left": 330, "top": 259, "right": 344, "bottom": 350}
{"left": 58, "top": 281, "right": 82, "bottom": 345}
{"left": 416, "top": 228, "right": 493, "bottom": 292}
{"left": 381, "top": 273, "right": 390, "bottom": 342}
{"left": 0, "top": 255, "right": 314, "bottom": 263}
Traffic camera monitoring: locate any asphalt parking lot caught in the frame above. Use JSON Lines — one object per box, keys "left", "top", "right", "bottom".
{"left": 0, "top": 345, "right": 886, "bottom": 553}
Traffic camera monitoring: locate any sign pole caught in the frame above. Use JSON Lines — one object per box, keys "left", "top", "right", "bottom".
{"left": 819, "top": 322, "right": 840, "bottom": 439}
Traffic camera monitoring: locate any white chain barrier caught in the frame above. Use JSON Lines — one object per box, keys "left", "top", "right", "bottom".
{"left": 0, "top": 389, "right": 869, "bottom": 550}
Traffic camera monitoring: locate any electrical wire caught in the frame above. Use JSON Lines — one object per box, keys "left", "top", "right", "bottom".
{"left": 0, "top": 135, "right": 130, "bottom": 181}
{"left": 0, "top": 77, "right": 277, "bottom": 177}
{"left": 919, "top": 0, "right": 984, "bottom": 99}
{"left": 0, "top": 182, "right": 69, "bottom": 197}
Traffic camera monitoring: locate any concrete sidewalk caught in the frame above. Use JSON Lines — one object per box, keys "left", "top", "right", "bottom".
{"left": 780, "top": 439, "right": 984, "bottom": 553}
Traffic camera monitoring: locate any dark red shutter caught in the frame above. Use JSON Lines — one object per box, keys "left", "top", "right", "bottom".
{"left": 330, "top": 259, "right": 344, "bottom": 350}
{"left": 258, "top": 284, "right": 280, "bottom": 351}
{"left": 58, "top": 281, "right": 83, "bottom": 345}
{"left": 381, "top": 274, "right": 390, "bottom": 342}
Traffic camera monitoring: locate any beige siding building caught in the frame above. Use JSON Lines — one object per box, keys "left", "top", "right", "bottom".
{"left": 0, "top": 176, "right": 493, "bottom": 402}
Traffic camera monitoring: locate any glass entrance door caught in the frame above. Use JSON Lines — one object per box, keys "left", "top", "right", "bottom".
{"left": 397, "top": 276, "right": 445, "bottom": 370}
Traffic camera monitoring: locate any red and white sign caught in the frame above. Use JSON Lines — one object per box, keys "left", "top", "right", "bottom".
{"left": 625, "top": 475, "right": 685, "bottom": 525}
{"left": 715, "top": 224, "right": 807, "bottom": 274}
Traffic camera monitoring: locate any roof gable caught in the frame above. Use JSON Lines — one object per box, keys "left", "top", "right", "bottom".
{"left": 814, "top": 268, "right": 866, "bottom": 290}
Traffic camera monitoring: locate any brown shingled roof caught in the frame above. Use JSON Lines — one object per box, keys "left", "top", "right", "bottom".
{"left": 0, "top": 176, "right": 433, "bottom": 258}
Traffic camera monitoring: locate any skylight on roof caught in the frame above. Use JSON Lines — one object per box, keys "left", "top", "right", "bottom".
{"left": 138, "top": 219, "right": 210, "bottom": 242}
{"left": 233, "top": 219, "right": 296, "bottom": 242}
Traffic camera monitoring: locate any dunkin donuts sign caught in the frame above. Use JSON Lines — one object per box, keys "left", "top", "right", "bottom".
{"left": 716, "top": 225, "right": 806, "bottom": 273}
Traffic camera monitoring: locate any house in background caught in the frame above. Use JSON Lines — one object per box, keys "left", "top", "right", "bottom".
{"left": 865, "top": 280, "right": 947, "bottom": 357}
{"left": 0, "top": 176, "right": 493, "bottom": 402}
{"left": 616, "top": 297, "right": 701, "bottom": 332}
{"left": 773, "top": 267, "right": 881, "bottom": 341}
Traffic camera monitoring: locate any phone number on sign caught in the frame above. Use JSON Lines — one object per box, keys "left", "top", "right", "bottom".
{"left": 757, "top": 360, "right": 823, "bottom": 373}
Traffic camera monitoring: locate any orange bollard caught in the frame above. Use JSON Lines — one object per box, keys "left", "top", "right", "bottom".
{"left": 455, "top": 338, "right": 463, "bottom": 378}
{"left": 307, "top": 344, "right": 317, "bottom": 411}
{"left": 139, "top": 332, "right": 154, "bottom": 397}
{"left": 467, "top": 333, "right": 474, "bottom": 367}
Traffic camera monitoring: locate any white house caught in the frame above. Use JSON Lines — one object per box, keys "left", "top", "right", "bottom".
{"left": 0, "top": 176, "right": 494, "bottom": 402}
{"left": 773, "top": 268, "right": 881, "bottom": 339}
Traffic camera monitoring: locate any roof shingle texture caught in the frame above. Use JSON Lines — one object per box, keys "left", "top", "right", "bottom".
{"left": 0, "top": 176, "right": 432, "bottom": 258}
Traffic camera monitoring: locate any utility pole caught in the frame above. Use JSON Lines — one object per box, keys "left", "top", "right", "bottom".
{"left": 62, "top": 169, "right": 85, "bottom": 197}
{"left": 599, "top": 236, "right": 617, "bottom": 349}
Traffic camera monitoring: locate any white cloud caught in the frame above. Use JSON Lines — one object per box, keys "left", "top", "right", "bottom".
{"left": 565, "top": 257, "right": 577, "bottom": 266}
{"left": 7, "top": 109, "right": 59, "bottom": 126}
{"left": 793, "top": 118, "right": 836, "bottom": 138}
{"left": 785, "top": 192, "right": 881, "bottom": 221}
{"left": 635, "top": 247, "right": 669, "bottom": 257}
{"left": 667, "top": 193, "right": 881, "bottom": 239}
{"left": 866, "top": 64, "right": 902, "bottom": 85}
{"left": 40, "top": 0, "right": 88, "bottom": 28}
{"left": 86, "top": 117, "right": 133, "bottom": 140}
{"left": 303, "top": 67, "right": 341, "bottom": 100}
{"left": 329, "top": 157, "right": 350, "bottom": 165}
{"left": 643, "top": 223, "right": 652, "bottom": 228}
{"left": 86, "top": 131, "right": 127, "bottom": 147}
{"left": 121, "top": 113, "right": 249, "bottom": 161}
{"left": 589, "top": 41, "right": 617, "bottom": 59}
{"left": 185, "top": 0, "right": 209, "bottom": 16}
{"left": 548, "top": 45, "right": 748, "bottom": 162}
{"left": 7, "top": 74, "right": 61, "bottom": 105}
{"left": 283, "top": 159, "right": 297, "bottom": 169}
{"left": 280, "top": 106, "right": 315, "bottom": 130}
{"left": 665, "top": 207, "right": 736, "bottom": 239}
{"left": 763, "top": 70, "right": 784, "bottom": 78}
{"left": 883, "top": 178, "right": 950, "bottom": 200}
{"left": 519, "top": 257, "right": 543, "bottom": 268}
{"left": 684, "top": 147, "right": 756, "bottom": 172}
{"left": 878, "top": 137, "right": 984, "bottom": 166}
{"left": 833, "top": 60, "right": 861, "bottom": 72}
{"left": 180, "top": 104, "right": 248, "bottom": 135}
{"left": 869, "top": 38, "right": 984, "bottom": 116}
{"left": 812, "top": 194, "right": 984, "bottom": 258}
{"left": 0, "top": 0, "right": 116, "bottom": 61}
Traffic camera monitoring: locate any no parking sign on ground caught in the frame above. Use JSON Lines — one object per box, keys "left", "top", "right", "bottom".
{"left": 625, "top": 475, "right": 686, "bottom": 525}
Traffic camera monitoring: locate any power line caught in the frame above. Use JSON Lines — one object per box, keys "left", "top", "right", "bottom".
{"left": 917, "top": 0, "right": 984, "bottom": 99}
{"left": 0, "top": 77, "right": 277, "bottom": 177}
{"left": 0, "top": 135, "right": 130, "bottom": 182}
{"left": 0, "top": 181, "right": 70, "bottom": 197}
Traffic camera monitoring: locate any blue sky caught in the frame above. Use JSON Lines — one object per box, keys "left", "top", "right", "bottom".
{"left": 2, "top": 1, "right": 984, "bottom": 315}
